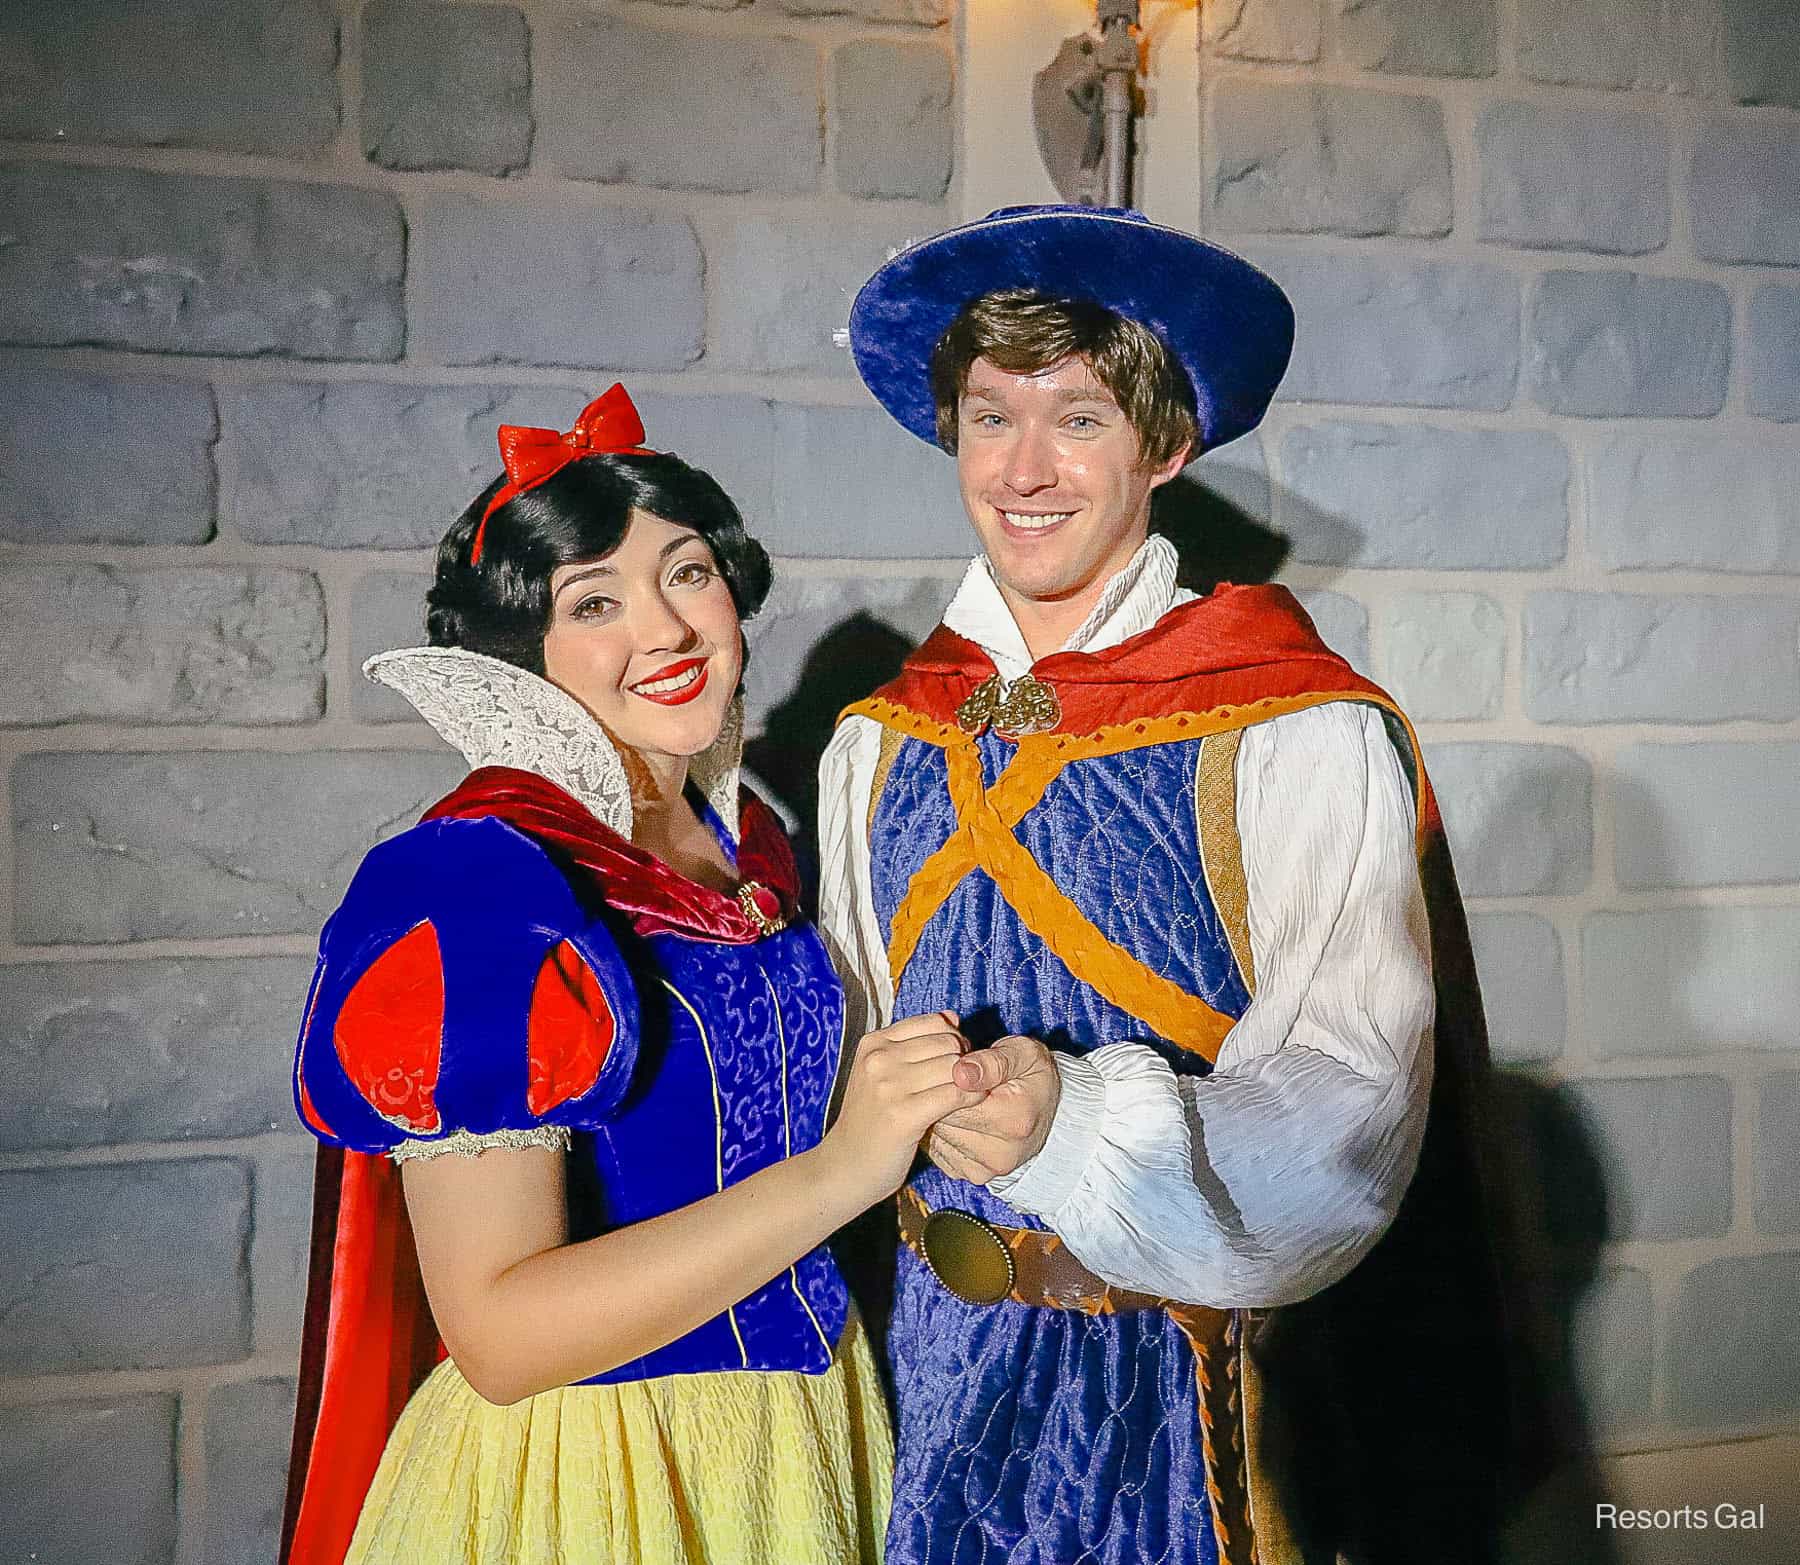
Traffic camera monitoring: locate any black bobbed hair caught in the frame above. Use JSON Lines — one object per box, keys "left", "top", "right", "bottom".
{"left": 425, "top": 453, "right": 773, "bottom": 676}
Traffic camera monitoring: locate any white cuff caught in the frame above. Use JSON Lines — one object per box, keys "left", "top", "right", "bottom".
{"left": 988, "top": 1050, "right": 1106, "bottom": 1217}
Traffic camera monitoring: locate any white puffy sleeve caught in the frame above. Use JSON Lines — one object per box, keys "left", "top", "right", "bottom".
{"left": 989, "top": 701, "right": 1435, "bottom": 1308}
{"left": 817, "top": 713, "right": 894, "bottom": 1047}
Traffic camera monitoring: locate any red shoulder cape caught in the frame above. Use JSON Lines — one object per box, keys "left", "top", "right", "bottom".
{"left": 280, "top": 769, "right": 798, "bottom": 1565}
{"left": 861, "top": 583, "right": 1443, "bottom": 838}
{"left": 880, "top": 582, "right": 1375, "bottom": 718}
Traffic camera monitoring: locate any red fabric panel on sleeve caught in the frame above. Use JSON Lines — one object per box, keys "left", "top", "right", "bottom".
{"left": 526, "top": 939, "right": 616, "bottom": 1115}
{"left": 333, "top": 921, "right": 445, "bottom": 1135}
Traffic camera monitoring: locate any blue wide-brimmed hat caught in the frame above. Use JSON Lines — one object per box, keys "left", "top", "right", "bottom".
{"left": 849, "top": 205, "right": 1293, "bottom": 453}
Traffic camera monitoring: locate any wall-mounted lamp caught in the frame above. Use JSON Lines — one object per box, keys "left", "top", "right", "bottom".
{"left": 1033, "top": 0, "right": 1142, "bottom": 208}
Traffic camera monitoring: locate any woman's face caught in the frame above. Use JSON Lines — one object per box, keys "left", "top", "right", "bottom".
{"left": 542, "top": 509, "right": 743, "bottom": 768}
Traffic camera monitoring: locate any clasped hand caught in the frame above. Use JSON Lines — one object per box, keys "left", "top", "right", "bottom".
{"left": 824, "top": 1012, "right": 1062, "bottom": 1203}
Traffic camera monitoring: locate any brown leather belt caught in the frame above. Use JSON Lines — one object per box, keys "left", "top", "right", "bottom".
{"left": 896, "top": 1185, "right": 1264, "bottom": 1565}
{"left": 897, "top": 1183, "right": 1218, "bottom": 1319}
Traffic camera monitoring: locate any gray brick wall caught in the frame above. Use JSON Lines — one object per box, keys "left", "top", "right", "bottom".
{"left": 0, "top": 2, "right": 956, "bottom": 1555}
{"left": 1, "top": 0, "right": 1796, "bottom": 1554}
{"left": 1203, "top": 0, "right": 1800, "bottom": 1464}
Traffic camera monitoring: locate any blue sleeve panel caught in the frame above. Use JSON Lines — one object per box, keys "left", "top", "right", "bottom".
{"left": 293, "top": 816, "right": 641, "bottom": 1154}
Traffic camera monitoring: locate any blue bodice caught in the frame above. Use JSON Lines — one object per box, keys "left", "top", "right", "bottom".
{"left": 597, "top": 920, "right": 847, "bottom": 1381}
{"left": 295, "top": 815, "right": 848, "bottom": 1382}
{"left": 869, "top": 730, "right": 1249, "bottom": 1565}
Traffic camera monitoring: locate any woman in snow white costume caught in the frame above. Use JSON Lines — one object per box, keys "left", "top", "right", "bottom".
{"left": 281, "top": 386, "right": 982, "bottom": 1565}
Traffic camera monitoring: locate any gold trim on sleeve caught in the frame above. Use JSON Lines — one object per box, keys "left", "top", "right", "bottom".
{"left": 388, "top": 1124, "right": 572, "bottom": 1163}
{"left": 867, "top": 722, "right": 909, "bottom": 845}
{"left": 1197, "top": 729, "right": 1256, "bottom": 996}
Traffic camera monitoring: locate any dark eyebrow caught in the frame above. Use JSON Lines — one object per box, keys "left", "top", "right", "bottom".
{"left": 553, "top": 563, "right": 616, "bottom": 601}
{"left": 960, "top": 384, "right": 1114, "bottom": 406}
{"left": 553, "top": 532, "right": 707, "bottom": 601}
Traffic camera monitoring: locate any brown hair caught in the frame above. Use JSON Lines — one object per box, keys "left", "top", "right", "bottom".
{"left": 929, "top": 289, "right": 1199, "bottom": 468}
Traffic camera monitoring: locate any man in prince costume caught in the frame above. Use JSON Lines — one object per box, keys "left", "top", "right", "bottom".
{"left": 820, "top": 207, "right": 1518, "bottom": 1564}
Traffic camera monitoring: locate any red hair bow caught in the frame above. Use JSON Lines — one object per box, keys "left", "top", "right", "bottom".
{"left": 470, "top": 384, "right": 657, "bottom": 564}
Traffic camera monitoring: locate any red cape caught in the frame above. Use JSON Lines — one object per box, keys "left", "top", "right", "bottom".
{"left": 280, "top": 769, "right": 798, "bottom": 1565}
{"left": 880, "top": 582, "right": 1362, "bottom": 718}
{"left": 858, "top": 584, "right": 1445, "bottom": 843}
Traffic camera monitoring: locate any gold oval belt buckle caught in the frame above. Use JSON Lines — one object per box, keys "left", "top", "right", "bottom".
{"left": 920, "top": 1208, "right": 1016, "bottom": 1307}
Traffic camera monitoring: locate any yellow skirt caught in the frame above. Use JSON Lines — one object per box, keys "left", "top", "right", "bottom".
{"left": 346, "top": 1312, "right": 891, "bottom": 1565}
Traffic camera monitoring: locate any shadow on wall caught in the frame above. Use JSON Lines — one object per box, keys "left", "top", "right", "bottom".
{"left": 1429, "top": 754, "right": 1778, "bottom": 1561}
{"left": 1490, "top": 1071, "right": 1623, "bottom": 1565}
{"left": 744, "top": 611, "right": 918, "bottom": 895}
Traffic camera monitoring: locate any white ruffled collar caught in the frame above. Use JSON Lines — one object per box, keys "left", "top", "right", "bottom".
{"left": 940, "top": 533, "right": 1193, "bottom": 683}
{"left": 364, "top": 645, "right": 743, "bottom": 844}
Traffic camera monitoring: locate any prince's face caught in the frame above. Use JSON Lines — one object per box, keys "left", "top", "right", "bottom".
{"left": 954, "top": 354, "right": 1186, "bottom": 621}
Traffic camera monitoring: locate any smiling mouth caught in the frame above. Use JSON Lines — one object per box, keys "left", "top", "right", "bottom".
{"left": 630, "top": 657, "right": 710, "bottom": 706}
{"left": 997, "top": 509, "right": 1077, "bottom": 532}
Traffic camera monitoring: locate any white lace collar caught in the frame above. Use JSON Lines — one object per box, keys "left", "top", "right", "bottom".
{"left": 364, "top": 646, "right": 743, "bottom": 844}
{"left": 940, "top": 533, "right": 1192, "bottom": 683}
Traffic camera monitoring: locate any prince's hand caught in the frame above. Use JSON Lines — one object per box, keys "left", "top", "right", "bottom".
{"left": 924, "top": 1035, "right": 1061, "bottom": 1186}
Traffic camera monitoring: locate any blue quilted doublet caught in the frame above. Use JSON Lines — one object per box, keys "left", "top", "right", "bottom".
{"left": 870, "top": 732, "right": 1247, "bottom": 1563}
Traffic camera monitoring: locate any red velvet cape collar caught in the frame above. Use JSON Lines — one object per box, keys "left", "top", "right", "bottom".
{"left": 877, "top": 583, "right": 1375, "bottom": 737}
{"left": 281, "top": 770, "right": 799, "bottom": 1565}
{"left": 422, "top": 765, "right": 799, "bottom": 941}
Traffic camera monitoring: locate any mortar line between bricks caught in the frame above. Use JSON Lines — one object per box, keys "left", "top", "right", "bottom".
{"left": 0, "top": 725, "right": 455, "bottom": 755}
{"left": 553, "top": 0, "right": 949, "bottom": 48}
{"left": 816, "top": 16, "right": 838, "bottom": 198}
{"left": 1728, "top": 272, "right": 1756, "bottom": 419}
{"left": 1494, "top": 0, "right": 1521, "bottom": 78}
{"left": 0, "top": 346, "right": 908, "bottom": 407}
{"left": 1441, "top": 86, "right": 1480, "bottom": 250}
{"left": 0, "top": 739, "right": 13, "bottom": 963}
{"left": 14, "top": 343, "right": 1800, "bottom": 438}
{"left": 1602, "top": 1230, "right": 1800, "bottom": 1282}
{"left": 319, "top": 558, "right": 369, "bottom": 726}
{"left": 333, "top": 0, "right": 367, "bottom": 175}
{"left": 0, "top": 1354, "right": 306, "bottom": 1408}
{"left": 0, "top": 1130, "right": 311, "bottom": 1174}
{"left": 1195, "top": 213, "right": 1800, "bottom": 286}
{"left": 1205, "top": 48, "right": 1800, "bottom": 126}
{"left": 1665, "top": 96, "right": 1704, "bottom": 271}
{"left": 1559, "top": 1043, "right": 1800, "bottom": 1081}
{"left": 1562, "top": 419, "right": 1594, "bottom": 575}
{"left": 0, "top": 135, "right": 957, "bottom": 226}
{"left": 0, "top": 934, "right": 319, "bottom": 965}
{"left": 772, "top": 555, "right": 967, "bottom": 578}
{"left": 1600, "top": 1429, "right": 1800, "bottom": 1464}
{"left": 175, "top": 1381, "right": 207, "bottom": 1565}
{"left": 1731, "top": 1056, "right": 1759, "bottom": 1246}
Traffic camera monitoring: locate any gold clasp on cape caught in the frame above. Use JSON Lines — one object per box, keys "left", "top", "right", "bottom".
{"left": 735, "top": 881, "right": 788, "bottom": 936}
{"left": 955, "top": 673, "right": 1062, "bottom": 738}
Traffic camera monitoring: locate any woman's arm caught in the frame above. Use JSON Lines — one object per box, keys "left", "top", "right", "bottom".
{"left": 403, "top": 1010, "right": 978, "bottom": 1404}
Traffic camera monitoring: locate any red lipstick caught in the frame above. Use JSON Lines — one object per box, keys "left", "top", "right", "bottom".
{"left": 631, "top": 657, "right": 710, "bottom": 706}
